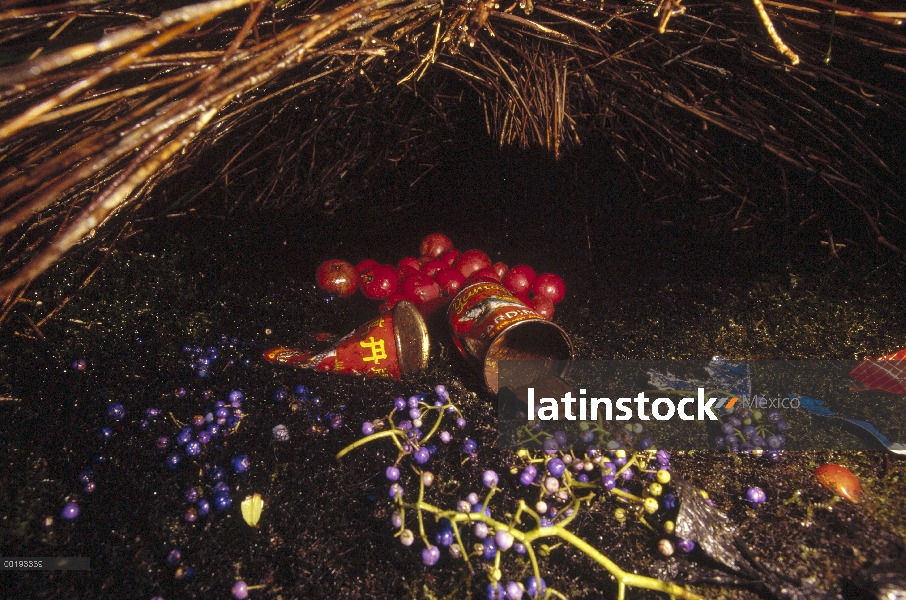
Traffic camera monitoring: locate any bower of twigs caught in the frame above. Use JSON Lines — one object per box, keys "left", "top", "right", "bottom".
{"left": 1, "top": 0, "right": 905, "bottom": 319}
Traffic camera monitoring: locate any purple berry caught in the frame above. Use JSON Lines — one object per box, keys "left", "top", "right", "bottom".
{"left": 422, "top": 545, "right": 440, "bottom": 566}
{"left": 519, "top": 466, "right": 537, "bottom": 486}
{"left": 677, "top": 538, "right": 696, "bottom": 553}
{"left": 414, "top": 447, "right": 430, "bottom": 464}
{"left": 106, "top": 402, "right": 126, "bottom": 420}
{"left": 439, "top": 431, "right": 452, "bottom": 444}
{"left": 61, "top": 502, "right": 79, "bottom": 520}
{"left": 656, "top": 450, "right": 671, "bottom": 465}
{"left": 746, "top": 486, "right": 767, "bottom": 505}
{"left": 232, "top": 580, "right": 249, "bottom": 600}
{"left": 361, "top": 421, "right": 375, "bottom": 435}
{"left": 214, "top": 493, "right": 231, "bottom": 510}
{"left": 386, "top": 466, "right": 400, "bottom": 481}
{"left": 553, "top": 430, "right": 568, "bottom": 447}
{"left": 482, "top": 470, "right": 499, "bottom": 488}
{"left": 166, "top": 549, "right": 182, "bottom": 565}
{"left": 542, "top": 438, "right": 559, "bottom": 455}
{"left": 462, "top": 439, "right": 478, "bottom": 454}
{"left": 456, "top": 417, "right": 466, "bottom": 428}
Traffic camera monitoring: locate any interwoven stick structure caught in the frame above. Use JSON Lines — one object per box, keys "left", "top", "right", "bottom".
{"left": 1, "top": 0, "right": 905, "bottom": 314}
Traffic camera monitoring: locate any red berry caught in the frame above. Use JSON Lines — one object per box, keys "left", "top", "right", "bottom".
{"left": 531, "top": 295, "right": 555, "bottom": 320}
{"left": 514, "top": 293, "right": 532, "bottom": 306}
{"left": 420, "top": 233, "right": 454, "bottom": 259}
{"left": 381, "top": 293, "right": 407, "bottom": 312}
{"left": 397, "top": 257, "right": 421, "bottom": 272}
{"left": 503, "top": 265, "right": 536, "bottom": 296}
{"left": 492, "top": 262, "right": 508, "bottom": 280}
{"left": 453, "top": 249, "right": 492, "bottom": 279}
{"left": 359, "top": 264, "right": 398, "bottom": 300}
{"left": 417, "top": 255, "right": 434, "bottom": 266}
{"left": 466, "top": 267, "right": 501, "bottom": 285}
{"left": 355, "top": 259, "right": 378, "bottom": 275}
{"left": 421, "top": 259, "right": 449, "bottom": 278}
{"left": 531, "top": 273, "right": 565, "bottom": 304}
{"left": 397, "top": 264, "right": 420, "bottom": 283}
{"left": 435, "top": 268, "right": 466, "bottom": 296}
{"left": 439, "top": 249, "right": 461, "bottom": 266}
{"left": 316, "top": 259, "right": 357, "bottom": 297}
{"left": 400, "top": 274, "right": 441, "bottom": 305}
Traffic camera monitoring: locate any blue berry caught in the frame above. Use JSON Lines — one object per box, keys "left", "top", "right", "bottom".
{"left": 640, "top": 437, "right": 654, "bottom": 450}
{"left": 742, "top": 425, "right": 757, "bottom": 439}
{"left": 99, "top": 427, "right": 113, "bottom": 441}
{"left": 206, "top": 424, "right": 220, "bottom": 437}
{"left": 601, "top": 475, "right": 616, "bottom": 490}
{"left": 166, "top": 549, "right": 182, "bottom": 565}
{"left": 514, "top": 543, "right": 527, "bottom": 555}
{"left": 106, "top": 402, "right": 126, "bottom": 420}
{"left": 577, "top": 473, "right": 589, "bottom": 483}
{"left": 547, "top": 458, "right": 566, "bottom": 478}
{"left": 156, "top": 437, "right": 169, "bottom": 449}
{"left": 776, "top": 421, "right": 788, "bottom": 432}
{"left": 361, "top": 421, "right": 375, "bottom": 435}
{"left": 414, "top": 448, "right": 430, "bottom": 464}
{"left": 435, "top": 528, "right": 454, "bottom": 547}
{"left": 553, "top": 430, "right": 568, "bottom": 447}
{"left": 677, "top": 538, "right": 695, "bottom": 553}
{"left": 482, "top": 470, "right": 499, "bottom": 488}
{"left": 525, "top": 576, "right": 546, "bottom": 597}
{"left": 197, "top": 499, "right": 210, "bottom": 516}
{"left": 273, "top": 389, "right": 288, "bottom": 403}
{"left": 61, "top": 502, "right": 79, "bottom": 520}
{"left": 765, "top": 435, "right": 781, "bottom": 449}
{"left": 462, "top": 439, "right": 478, "bottom": 454}
{"left": 214, "top": 493, "right": 232, "bottom": 510}
{"left": 580, "top": 430, "right": 595, "bottom": 443}
{"left": 482, "top": 537, "right": 498, "bottom": 560}
{"left": 166, "top": 453, "right": 181, "bottom": 470}
{"left": 215, "top": 407, "right": 230, "bottom": 419}
{"left": 232, "top": 455, "right": 250, "bottom": 474}
{"left": 72, "top": 358, "right": 87, "bottom": 371}
{"left": 767, "top": 410, "right": 781, "bottom": 423}
{"left": 228, "top": 390, "right": 243, "bottom": 403}
{"left": 185, "top": 487, "right": 199, "bottom": 503}
{"left": 209, "top": 466, "right": 226, "bottom": 483}
{"left": 197, "top": 431, "right": 212, "bottom": 444}
{"left": 422, "top": 545, "right": 440, "bottom": 566}
{"left": 663, "top": 493, "right": 677, "bottom": 511}
{"left": 519, "top": 466, "right": 537, "bottom": 486}
{"left": 176, "top": 428, "right": 192, "bottom": 446}
{"left": 486, "top": 583, "right": 506, "bottom": 600}
{"left": 185, "top": 441, "right": 201, "bottom": 456}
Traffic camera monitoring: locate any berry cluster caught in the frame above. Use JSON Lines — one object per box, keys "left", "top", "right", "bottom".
{"left": 181, "top": 335, "right": 252, "bottom": 378}
{"left": 712, "top": 403, "right": 788, "bottom": 461}
{"left": 315, "top": 233, "right": 566, "bottom": 319}
{"left": 338, "top": 389, "right": 702, "bottom": 600}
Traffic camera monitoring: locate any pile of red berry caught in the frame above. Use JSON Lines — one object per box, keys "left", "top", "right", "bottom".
{"left": 315, "top": 234, "right": 566, "bottom": 319}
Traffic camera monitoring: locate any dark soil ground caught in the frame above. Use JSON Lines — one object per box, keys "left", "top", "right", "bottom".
{"left": 1, "top": 135, "right": 905, "bottom": 600}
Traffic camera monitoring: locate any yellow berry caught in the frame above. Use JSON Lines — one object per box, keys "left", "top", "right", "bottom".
{"left": 614, "top": 508, "right": 627, "bottom": 523}
{"left": 656, "top": 469, "right": 671, "bottom": 484}
{"left": 649, "top": 482, "right": 663, "bottom": 497}
{"left": 615, "top": 449, "right": 627, "bottom": 459}
{"left": 643, "top": 497, "right": 659, "bottom": 514}
{"left": 664, "top": 520, "right": 675, "bottom": 534}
